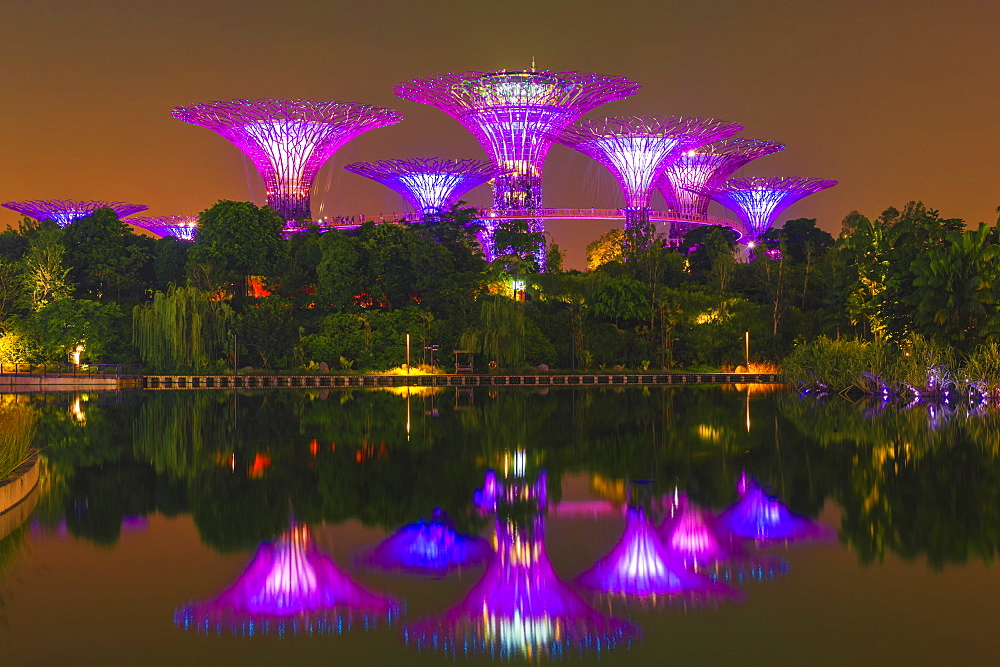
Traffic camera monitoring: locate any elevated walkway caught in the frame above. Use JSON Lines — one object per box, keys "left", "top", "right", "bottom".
{"left": 291, "top": 209, "right": 746, "bottom": 238}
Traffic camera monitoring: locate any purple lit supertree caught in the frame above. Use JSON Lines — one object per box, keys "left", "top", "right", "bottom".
{"left": 172, "top": 99, "right": 403, "bottom": 222}
{"left": 657, "top": 138, "right": 784, "bottom": 239}
{"left": 554, "top": 116, "right": 742, "bottom": 246}
{"left": 344, "top": 158, "right": 501, "bottom": 216}
{"left": 686, "top": 176, "right": 837, "bottom": 242}
{"left": 175, "top": 524, "right": 398, "bottom": 637}
{"left": 394, "top": 69, "right": 640, "bottom": 262}
{"left": 2, "top": 199, "right": 148, "bottom": 227}
{"left": 362, "top": 509, "right": 493, "bottom": 575}
{"left": 127, "top": 215, "right": 199, "bottom": 241}
{"left": 716, "top": 473, "right": 833, "bottom": 543}
{"left": 405, "top": 514, "right": 635, "bottom": 659}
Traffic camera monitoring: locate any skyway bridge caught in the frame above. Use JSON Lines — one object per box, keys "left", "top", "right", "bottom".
{"left": 292, "top": 208, "right": 746, "bottom": 238}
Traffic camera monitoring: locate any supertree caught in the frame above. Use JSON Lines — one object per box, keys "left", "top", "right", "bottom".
{"left": 175, "top": 523, "right": 398, "bottom": 637}
{"left": 2, "top": 199, "right": 148, "bottom": 227}
{"left": 657, "top": 138, "right": 784, "bottom": 238}
{"left": 172, "top": 99, "right": 403, "bottom": 222}
{"left": 127, "top": 215, "right": 199, "bottom": 241}
{"left": 344, "top": 157, "right": 501, "bottom": 217}
{"left": 686, "top": 176, "right": 838, "bottom": 242}
{"left": 554, "top": 116, "right": 742, "bottom": 249}
{"left": 394, "top": 69, "right": 640, "bottom": 262}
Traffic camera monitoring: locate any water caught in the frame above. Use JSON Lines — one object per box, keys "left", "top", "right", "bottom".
{"left": 1, "top": 386, "right": 998, "bottom": 664}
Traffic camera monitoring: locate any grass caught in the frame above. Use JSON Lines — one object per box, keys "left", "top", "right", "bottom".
{"left": 0, "top": 400, "right": 36, "bottom": 481}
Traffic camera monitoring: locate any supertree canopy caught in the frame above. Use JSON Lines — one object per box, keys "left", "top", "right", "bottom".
{"left": 394, "top": 69, "right": 640, "bottom": 261}
{"left": 172, "top": 99, "right": 403, "bottom": 222}
{"left": 127, "top": 215, "right": 199, "bottom": 241}
{"left": 175, "top": 524, "right": 398, "bottom": 636}
{"left": 2, "top": 199, "right": 148, "bottom": 227}
{"left": 687, "top": 176, "right": 837, "bottom": 241}
{"left": 657, "top": 138, "right": 785, "bottom": 217}
{"left": 344, "top": 157, "right": 500, "bottom": 215}
{"left": 554, "top": 116, "right": 742, "bottom": 235}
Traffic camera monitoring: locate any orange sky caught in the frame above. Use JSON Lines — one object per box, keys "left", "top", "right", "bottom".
{"left": 1, "top": 0, "right": 997, "bottom": 268}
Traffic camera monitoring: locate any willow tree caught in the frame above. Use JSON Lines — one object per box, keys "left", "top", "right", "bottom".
{"left": 133, "top": 286, "right": 233, "bottom": 372}
{"left": 460, "top": 295, "right": 526, "bottom": 369}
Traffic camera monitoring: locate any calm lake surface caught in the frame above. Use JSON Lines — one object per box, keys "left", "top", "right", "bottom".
{"left": 1, "top": 386, "right": 998, "bottom": 665}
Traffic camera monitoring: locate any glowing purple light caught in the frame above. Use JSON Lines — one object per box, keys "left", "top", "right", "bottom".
{"left": 363, "top": 510, "right": 493, "bottom": 575}
{"left": 394, "top": 70, "right": 640, "bottom": 262}
{"left": 175, "top": 524, "right": 398, "bottom": 636}
{"left": 578, "top": 507, "right": 725, "bottom": 599}
{"left": 345, "top": 158, "right": 501, "bottom": 215}
{"left": 405, "top": 515, "right": 635, "bottom": 659}
{"left": 687, "top": 176, "right": 837, "bottom": 240}
{"left": 2, "top": 199, "right": 148, "bottom": 227}
{"left": 172, "top": 99, "right": 402, "bottom": 221}
{"left": 128, "top": 215, "right": 199, "bottom": 241}
{"left": 717, "top": 479, "right": 833, "bottom": 543}
{"left": 658, "top": 138, "right": 785, "bottom": 217}
{"left": 555, "top": 117, "right": 742, "bottom": 233}
{"left": 660, "top": 503, "right": 738, "bottom": 568}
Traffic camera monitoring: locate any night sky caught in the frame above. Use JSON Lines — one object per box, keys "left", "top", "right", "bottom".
{"left": 1, "top": 0, "right": 997, "bottom": 268}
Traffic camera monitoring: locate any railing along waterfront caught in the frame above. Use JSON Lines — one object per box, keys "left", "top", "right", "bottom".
{"left": 0, "top": 362, "right": 142, "bottom": 379}
{"left": 143, "top": 372, "right": 782, "bottom": 389}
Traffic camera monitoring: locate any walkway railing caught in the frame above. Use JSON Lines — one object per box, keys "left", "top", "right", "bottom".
{"left": 0, "top": 362, "right": 142, "bottom": 379}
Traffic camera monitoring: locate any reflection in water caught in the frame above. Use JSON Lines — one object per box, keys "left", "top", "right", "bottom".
{"left": 577, "top": 505, "right": 729, "bottom": 601}
{"left": 362, "top": 509, "right": 492, "bottom": 575}
{"left": 716, "top": 474, "right": 833, "bottom": 543}
{"left": 175, "top": 524, "right": 398, "bottom": 636}
{"left": 660, "top": 495, "right": 739, "bottom": 568}
{"left": 406, "top": 470, "right": 635, "bottom": 660}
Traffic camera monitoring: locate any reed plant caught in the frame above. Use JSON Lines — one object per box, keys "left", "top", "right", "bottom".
{"left": 782, "top": 336, "right": 875, "bottom": 393}
{"left": 0, "top": 400, "right": 37, "bottom": 481}
{"left": 960, "top": 342, "right": 1000, "bottom": 395}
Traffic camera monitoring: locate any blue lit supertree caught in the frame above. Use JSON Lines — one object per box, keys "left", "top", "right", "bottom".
{"left": 554, "top": 116, "right": 742, "bottom": 246}
{"left": 687, "top": 176, "right": 838, "bottom": 242}
{"left": 657, "top": 138, "right": 784, "bottom": 239}
{"left": 344, "top": 158, "right": 501, "bottom": 216}
{"left": 172, "top": 99, "right": 403, "bottom": 222}
{"left": 394, "top": 69, "right": 640, "bottom": 263}
{"left": 127, "top": 215, "right": 199, "bottom": 241}
{"left": 2, "top": 199, "right": 148, "bottom": 227}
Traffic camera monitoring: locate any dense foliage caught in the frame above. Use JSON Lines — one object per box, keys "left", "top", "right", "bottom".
{"left": 2, "top": 198, "right": 998, "bottom": 374}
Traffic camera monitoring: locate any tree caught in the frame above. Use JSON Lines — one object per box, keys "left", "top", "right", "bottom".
{"left": 910, "top": 223, "right": 1000, "bottom": 350}
{"left": 0, "top": 258, "right": 20, "bottom": 321}
{"left": 235, "top": 296, "right": 297, "bottom": 368}
{"left": 841, "top": 202, "right": 965, "bottom": 342}
{"left": 133, "top": 285, "right": 233, "bottom": 372}
{"left": 590, "top": 277, "right": 649, "bottom": 327}
{"left": 186, "top": 200, "right": 286, "bottom": 298}
{"left": 20, "top": 224, "right": 72, "bottom": 311}
{"left": 26, "top": 298, "right": 122, "bottom": 362}
{"left": 586, "top": 228, "right": 624, "bottom": 270}
{"left": 62, "top": 208, "right": 153, "bottom": 301}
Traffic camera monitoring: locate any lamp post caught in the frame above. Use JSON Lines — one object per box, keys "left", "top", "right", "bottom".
{"left": 745, "top": 331, "right": 750, "bottom": 370}
{"left": 406, "top": 334, "right": 411, "bottom": 374}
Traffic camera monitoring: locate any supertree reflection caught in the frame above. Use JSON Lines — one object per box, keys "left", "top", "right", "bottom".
{"left": 405, "top": 470, "right": 635, "bottom": 659}
{"left": 175, "top": 524, "right": 397, "bottom": 636}
{"left": 716, "top": 474, "right": 833, "bottom": 543}
{"left": 362, "top": 509, "right": 493, "bottom": 575}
